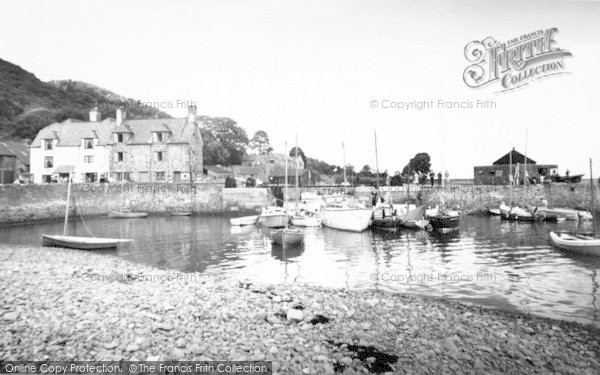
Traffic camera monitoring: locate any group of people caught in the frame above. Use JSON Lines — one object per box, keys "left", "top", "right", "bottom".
{"left": 411, "top": 170, "right": 450, "bottom": 186}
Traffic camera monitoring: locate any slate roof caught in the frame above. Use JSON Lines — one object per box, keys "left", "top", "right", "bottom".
{"left": 31, "top": 119, "right": 116, "bottom": 147}
{"left": 242, "top": 152, "right": 293, "bottom": 162}
{"left": 493, "top": 149, "right": 536, "bottom": 165}
{"left": 31, "top": 118, "right": 196, "bottom": 147}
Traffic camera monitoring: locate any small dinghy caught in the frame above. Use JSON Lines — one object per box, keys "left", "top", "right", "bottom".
{"left": 270, "top": 227, "right": 304, "bottom": 246}
{"left": 549, "top": 231, "right": 600, "bottom": 256}
{"left": 43, "top": 174, "right": 133, "bottom": 250}
{"left": 171, "top": 211, "right": 192, "bottom": 216}
{"left": 230, "top": 215, "right": 258, "bottom": 226}
{"left": 108, "top": 211, "right": 148, "bottom": 218}
{"left": 42, "top": 235, "right": 130, "bottom": 250}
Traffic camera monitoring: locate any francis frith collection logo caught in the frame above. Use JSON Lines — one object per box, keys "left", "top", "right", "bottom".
{"left": 463, "top": 28, "right": 572, "bottom": 92}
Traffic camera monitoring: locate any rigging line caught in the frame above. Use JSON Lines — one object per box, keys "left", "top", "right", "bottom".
{"left": 71, "top": 187, "right": 96, "bottom": 237}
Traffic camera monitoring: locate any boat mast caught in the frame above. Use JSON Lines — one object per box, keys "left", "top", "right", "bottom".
{"left": 374, "top": 129, "right": 380, "bottom": 190}
{"left": 295, "top": 135, "right": 299, "bottom": 213}
{"left": 63, "top": 172, "right": 73, "bottom": 236}
{"left": 524, "top": 130, "right": 528, "bottom": 207}
{"left": 591, "top": 158, "right": 595, "bottom": 236}
{"left": 285, "top": 141, "right": 289, "bottom": 230}
{"left": 342, "top": 142, "right": 347, "bottom": 194}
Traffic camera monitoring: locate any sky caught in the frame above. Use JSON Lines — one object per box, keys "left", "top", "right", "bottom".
{"left": 1, "top": 0, "right": 599, "bottom": 178}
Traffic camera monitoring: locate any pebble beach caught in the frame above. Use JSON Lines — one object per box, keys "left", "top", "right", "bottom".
{"left": 1, "top": 244, "right": 599, "bottom": 374}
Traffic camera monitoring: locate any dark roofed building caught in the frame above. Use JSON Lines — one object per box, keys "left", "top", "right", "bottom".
{"left": 474, "top": 148, "right": 557, "bottom": 185}
{"left": 493, "top": 149, "right": 536, "bottom": 166}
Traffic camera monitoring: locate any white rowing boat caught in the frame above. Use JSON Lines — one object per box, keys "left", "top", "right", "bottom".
{"left": 549, "top": 231, "right": 600, "bottom": 256}
{"left": 230, "top": 215, "right": 258, "bottom": 226}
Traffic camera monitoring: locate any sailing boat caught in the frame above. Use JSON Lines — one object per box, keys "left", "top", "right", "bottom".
{"left": 42, "top": 173, "right": 132, "bottom": 249}
{"left": 108, "top": 178, "right": 148, "bottom": 218}
{"left": 271, "top": 142, "right": 304, "bottom": 246}
{"left": 550, "top": 158, "right": 600, "bottom": 256}
{"left": 290, "top": 135, "right": 322, "bottom": 227}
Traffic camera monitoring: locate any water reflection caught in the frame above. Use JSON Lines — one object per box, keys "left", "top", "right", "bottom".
{"left": 0, "top": 215, "right": 599, "bottom": 326}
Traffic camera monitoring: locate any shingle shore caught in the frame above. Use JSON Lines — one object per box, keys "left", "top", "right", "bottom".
{"left": 1, "top": 245, "right": 599, "bottom": 374}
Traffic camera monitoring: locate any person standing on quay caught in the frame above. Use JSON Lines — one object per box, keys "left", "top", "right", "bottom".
{"left": 430, "top": 171, "right": 435, "bottom": 186}
{"left": 444, "top": 170, "right": 449, "bottom": 186}
{"left": 437, "top": 171, "right": 442, "bottom": 186}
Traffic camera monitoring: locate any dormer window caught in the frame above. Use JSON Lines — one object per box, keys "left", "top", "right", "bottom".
{"left": 153, "top": 132, "right": 163, "bottom": 143}
{"left": 117, "top": 133, "right": 124, "bottom": 143}
{"left": 84, "top": 138, "right": 94, "bottom": 149}
{"left": 44, "top": 139, "right": 53, "bottom": 150}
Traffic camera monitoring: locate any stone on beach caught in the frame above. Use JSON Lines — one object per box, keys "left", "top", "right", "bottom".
{"left": 0, "top": 244, "right": 599, "bottom": 375}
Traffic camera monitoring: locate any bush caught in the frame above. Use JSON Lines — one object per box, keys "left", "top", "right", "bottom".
{"left": 245, "top": 177, "right": 256, "bottom": 187}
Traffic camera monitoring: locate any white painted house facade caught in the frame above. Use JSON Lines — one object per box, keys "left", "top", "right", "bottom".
{"left": 30, "top": 107, "right": 202, "bottom": 184}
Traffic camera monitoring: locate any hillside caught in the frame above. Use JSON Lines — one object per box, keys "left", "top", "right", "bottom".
{"left": 0, "top": 58, "right": 171, "bottom": 140}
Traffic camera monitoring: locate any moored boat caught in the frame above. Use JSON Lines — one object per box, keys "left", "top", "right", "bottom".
{"left": 372, "top": 205, "right": 400, "bottom": 231}
{"left": 428, "top": 211, "right": 460, "bottom": 234}
{"left": 108, "top": 211, "right": 148, "bottom": 218}
{"left": 230, "top": 215, "right": 258, "bottom": 226}
{"left": 42, "top": 235, "right": 130, "bottom": 250}
{"left": 171, "top": 211, "right": 192, "bottom": 216}
{"left": 42, "top": 172, "right": 133, "bottom": 250}
{"left": 259, "top": 206, "right": 288, "bottom": 228}
{"left": 290, "top": 212, "right": 322, "bottom": 227}
{"left": 400, "top": 206, "right": 429, "bottom": 230}
{"left": 549, "top": 231, "right": 600, "bottom": 256}
{"left": 321, "top": 206, "right": 373, "bottom": 232}
{"left": 270, "top": 227, "right": 304, "bottom": 246}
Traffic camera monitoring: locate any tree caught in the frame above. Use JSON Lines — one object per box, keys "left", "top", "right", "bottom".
{"left": 199, "top": 116, "right": 249, "bottom": 165}
{"left": 359, "top": 165, "right": 373, "bottom": 177}
{"left": 402, "top": 153, "right": 431, "bottom": 175}
{"left": 249, "top": 130, "right": 273, "bottom": 155}
{"left": 390, "top": 173, "right": 404, "bottom": 186}
{"left": 289, "top": 146, "right": 307, "bottom": 167}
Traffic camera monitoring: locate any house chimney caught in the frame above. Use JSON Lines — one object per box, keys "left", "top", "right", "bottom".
{"left": 116, "top": 107, "right": 125, "bottom": 126}
{"left": 89, "top": 107, "right": 101, "bottom": 122}
{"left": 187, "top": 103, "right": 197, "bottom": 123}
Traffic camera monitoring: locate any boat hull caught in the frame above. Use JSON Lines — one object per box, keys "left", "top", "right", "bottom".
{"left": 402, "top": 219, "right": 430, "bottom": 230}
{"left": 42, "top": 235, "right": 127, "bottom": 250}
{"left": 171, "top": 211, "right": 192, "bottom": 216}
{"left": 549, "top": 231, "right": 600, "bottom": 256}
{"left": 270, "top": 229, "right": 304, "bottom": 246}
{"left": 230, "top": 215, "right": 258, "bottom": 226}
{"left": 290, "top": 215, "right": 322, "bottom": 227}
{"left": 108, "top": 211, "right": 148, "bottom": 218}
{"left": 259, "top": 214, "right": 288, "bottom": 228}
{"left": 429, "top": 215, "right": 460, "bottom": 234}
{"left": 321, "top": 208, "right": 373, "bottom": 232}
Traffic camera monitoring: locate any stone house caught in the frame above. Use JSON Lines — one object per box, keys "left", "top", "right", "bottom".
{"left": 30, "top": 106, "right": 203, "bottom": 183}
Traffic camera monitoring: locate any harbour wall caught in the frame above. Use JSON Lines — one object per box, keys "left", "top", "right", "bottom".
{"left": 1, "top": 183, "right": 596, "bottom": 225}
{"left": 352, "top": 184, "right": 599, "bottom": 211}
{"left": 0, "top": 183, "right": 271, "bottom": 225}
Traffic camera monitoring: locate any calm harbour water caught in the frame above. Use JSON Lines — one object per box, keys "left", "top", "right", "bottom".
{"left": 1, "top": 215, "right": 599, "bottom": 326}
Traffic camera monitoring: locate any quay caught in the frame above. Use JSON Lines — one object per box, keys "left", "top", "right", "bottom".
{"left": 0, "top": 182, "right": 597, "bottom": 226}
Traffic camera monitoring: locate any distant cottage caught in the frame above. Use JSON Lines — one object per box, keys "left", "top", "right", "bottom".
{"left": 0, "top": 140, "right": 30, "bottom": 183}
{"left": 30, "top": 106, "right": 202, "bottom": 183}
{"left": 474, "top": 148, "right": 557, "bottom": 185}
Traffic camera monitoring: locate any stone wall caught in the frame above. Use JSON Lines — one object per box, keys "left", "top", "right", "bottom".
{"left": 355, "top": 184, "right": 599, "bottom": 211}
{"left": 0, "top": 183, "right": 269, "bottom": 225}
{"left": 223, "top": 188, "right": 271, "bottom": 213}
